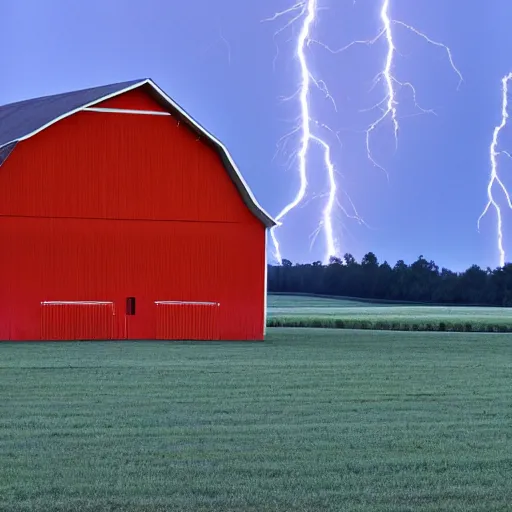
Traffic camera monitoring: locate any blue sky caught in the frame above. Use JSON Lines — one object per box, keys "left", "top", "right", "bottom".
{"left": 2, "top": 0, "right": 512, "bottom": 271}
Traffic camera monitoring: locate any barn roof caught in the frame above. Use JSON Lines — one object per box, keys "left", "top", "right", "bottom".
{"left": 0, "top": 79, "right": 276, "bottom": 227}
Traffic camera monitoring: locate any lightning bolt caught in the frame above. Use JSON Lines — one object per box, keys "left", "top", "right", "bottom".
{"left": 266, "top": 0, "right": 361, "bottom": 265}
{"left": 266, "top": 0, "right": 462, "bottom": 265}
{"left": 316, "top": 0, "right": 463, "bottom": 172}
{"left": 477, "top": 72, "right": 512, "bottom": 268}
{"left": 368, "top": 4, "right": 463, "bottom": 171}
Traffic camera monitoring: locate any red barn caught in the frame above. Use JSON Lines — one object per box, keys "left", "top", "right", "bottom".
{"left": 0, "top": 79, "right": 275, "bottom": 341}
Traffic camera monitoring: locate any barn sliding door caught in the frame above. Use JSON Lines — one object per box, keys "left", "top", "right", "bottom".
{"left": 41, "top": 301, "right": 115, "bottom": 340}
{"left": 155, "top": 301, "right": 220, "bottom": 340}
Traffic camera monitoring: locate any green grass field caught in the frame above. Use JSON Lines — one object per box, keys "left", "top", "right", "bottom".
{"left": 268, "top": 294, "right": 512, "bottom": 332}
{"left": 1, "top": 329, "right": 511, "bottom": 511}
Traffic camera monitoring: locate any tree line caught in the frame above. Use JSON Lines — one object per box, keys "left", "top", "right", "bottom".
{"left": 267, "top": 253, "right": 512, "bottom": 306}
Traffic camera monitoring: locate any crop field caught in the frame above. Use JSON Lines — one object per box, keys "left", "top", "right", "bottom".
{"left": 267, "top": 294, "right": 512, "bottom": 332}
{"left": 1, "top": 328, "right": 511, "bottom": 511}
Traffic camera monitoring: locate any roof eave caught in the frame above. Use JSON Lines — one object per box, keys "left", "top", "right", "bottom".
{"left": 141, "top": 79, "right": 277, "bottom": 228}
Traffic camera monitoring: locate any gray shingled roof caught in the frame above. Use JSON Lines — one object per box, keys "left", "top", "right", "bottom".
{"left": 0, "top": 79, "right": 275, "bottom": 227}
{"left": 0, "top": 79, "right": 143, "bottom": 150}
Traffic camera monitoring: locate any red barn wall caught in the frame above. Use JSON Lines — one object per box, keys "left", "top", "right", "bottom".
{"left": 0, "top": 99, "right": 265, "bottom": 340}
{"left": 92, "top": 88, "right": 168, "bottom": 112}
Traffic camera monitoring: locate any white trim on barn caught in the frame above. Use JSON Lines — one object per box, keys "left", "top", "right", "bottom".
{"left": 41, "top": 301, "right": 114, "bottom": 305}
{"left": 83, "top": 107, "right": 171, "bottom": 116}
{"left": 145, "top": 80, "right": 275, "bottom": 228}
{"left": 264, "top": 229, "right": 268, "bottom": 336}
{"left": 154, "top": 300, "right": 220, "bottom": 306}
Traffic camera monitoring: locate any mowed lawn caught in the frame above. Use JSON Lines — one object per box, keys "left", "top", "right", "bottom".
{"left": 1, "top": 329, "right": 511, "bottom": 511}
{"left": 268, "top": 294, "right": 512, "bottom": 329}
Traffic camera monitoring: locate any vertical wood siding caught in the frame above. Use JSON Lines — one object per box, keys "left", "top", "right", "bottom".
{"left": 0, "top": 101, "right": 265, "bottom": 340}
{"left": 0, "top": 111, "right": 256, "bottom": 224}
{"left": 155, "top": 302, "right": 220, "bottom": 340}
{"left": 41, "top": 303, "right": 115, "bottom": 340}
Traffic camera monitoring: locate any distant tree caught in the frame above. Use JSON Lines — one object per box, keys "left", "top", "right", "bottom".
{"left": 432, "top": 268, "right": 460, "bottom": 303}
{"left": 390, "top": 260, "right": 409, "bottom": 300}
{"left": 266, "top": 250, "right": 511, "bottom": 307}
{"left": 361, "top": 252, "right": 378, "bottom": 267}
{"left": 375, "top": 261, "right": 393, "bottom": 299}
{"left": 459, "top": 265, "right": 487, "bottom": 304}
{"left": 343, "top": 253, "right": 356, "bottom": 266}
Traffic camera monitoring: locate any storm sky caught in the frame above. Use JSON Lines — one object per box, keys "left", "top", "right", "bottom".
{"left": 2, "top": 0, "right": 512, "bottom": 271}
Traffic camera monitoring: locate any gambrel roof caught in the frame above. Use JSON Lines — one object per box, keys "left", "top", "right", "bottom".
{"left": 0, "top": 79, "right": 276, "bottom": 227}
